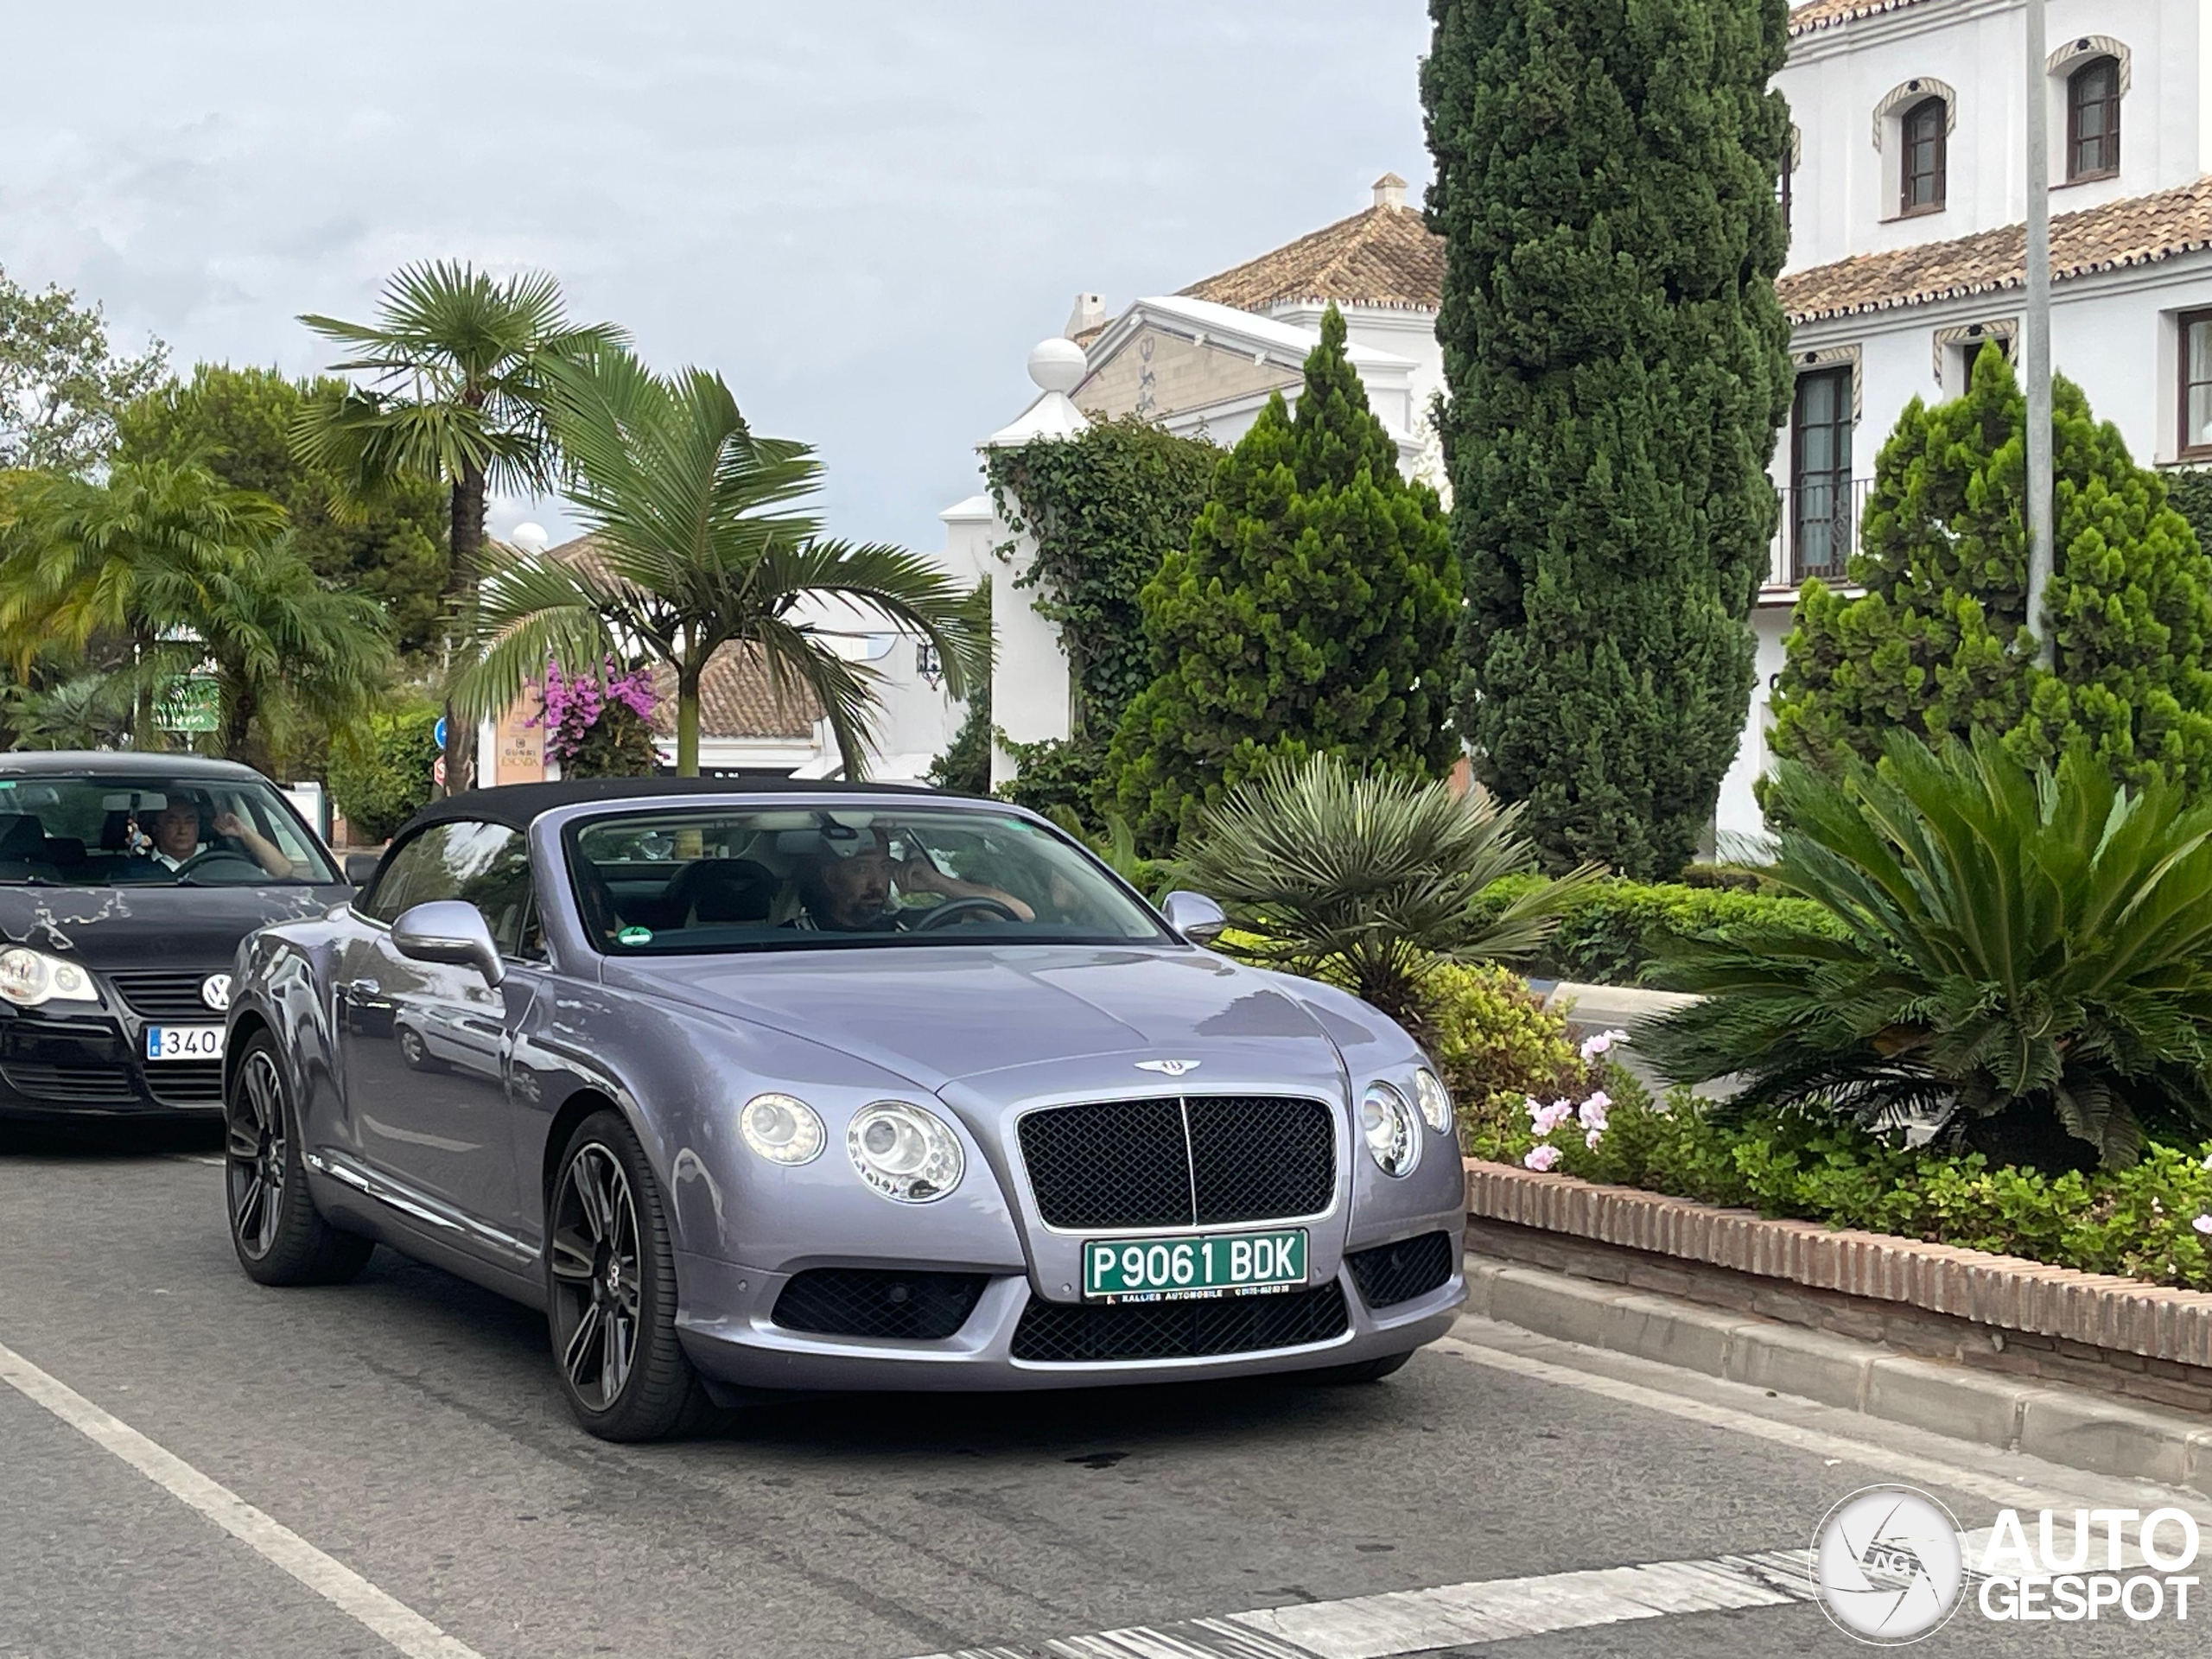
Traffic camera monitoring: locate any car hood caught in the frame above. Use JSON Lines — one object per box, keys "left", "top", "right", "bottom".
{"left": 605, "top": 944, "right": 1383, "bottom": 1094}
{"left": 0, "top": 883, "right": 351, "bottom": 967}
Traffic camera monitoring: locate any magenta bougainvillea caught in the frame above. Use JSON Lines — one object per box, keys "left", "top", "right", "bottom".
{"left": 533, "top": 658, "right": 658, "bottom": 766}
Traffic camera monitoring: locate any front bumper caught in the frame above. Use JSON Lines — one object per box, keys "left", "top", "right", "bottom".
{"left": 0, "top": 1010, "right": 225, "bottom": 1120}
{"left": 671, "top": 1216, "right": 1467, "bottom": 1393}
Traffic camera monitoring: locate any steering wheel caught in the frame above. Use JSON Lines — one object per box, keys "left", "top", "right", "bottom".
{"left": 911, "top": 895, "right": 1023, "bottom": 931}
{"left": 171, "top": 848, "right": 265, "bottom": 880}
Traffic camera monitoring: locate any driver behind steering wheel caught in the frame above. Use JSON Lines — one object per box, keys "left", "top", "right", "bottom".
{"left": 797, "top": 826, "right": 1031, "bottom": 932}
{"left": 141, "top": 797, "right": 297, "bottom": 880}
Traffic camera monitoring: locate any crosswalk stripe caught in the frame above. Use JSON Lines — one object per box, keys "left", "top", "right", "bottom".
{"left": 906, "top": 1547, "right": 1820, "bottom": 1659}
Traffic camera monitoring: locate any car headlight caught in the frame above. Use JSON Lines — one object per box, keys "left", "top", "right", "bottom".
{"left": 740, "top": 1092, "right": 825, "bottom": 1166}
{"left": 847, "top": 1100, "right": 963, "bottom": 1203}
{"left": 1360, "top": 1082, "right": 1420, "bottom": 1177}
{"left": 0, "top": 947, "right": 98, "bottom": 1008}
{"left": 1414, "top": 1067, "right": 1452, "bottom": 1134}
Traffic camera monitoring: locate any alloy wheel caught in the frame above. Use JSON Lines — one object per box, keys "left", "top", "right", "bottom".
{"left": 226, "top": 1050, "right": 287, "bottom": 1259}
{"left": 549, "top": 1143, "right": 643, "bottom": 1411}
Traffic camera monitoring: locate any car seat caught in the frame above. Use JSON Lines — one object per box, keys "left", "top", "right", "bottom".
{"left": 661, "top": 858, "right": 778, "bottom": 926}
{"left": 0, "top": 814, "right": 59, "bottom": 881}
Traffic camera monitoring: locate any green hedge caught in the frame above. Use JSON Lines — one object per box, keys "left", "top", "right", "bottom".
{"left": 1471, "top": 1087, "right": 2212, "bottom": 1293}
{"left": 1479, "top": 874, "right": 1837, "bottom": 983}
{"left": 327, "top": 702, "right": 440, "bottom": 845}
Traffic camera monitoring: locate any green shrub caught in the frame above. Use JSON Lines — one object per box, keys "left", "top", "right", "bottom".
{"left": 1479, "top": 1090, "right": 2212, "bottom": 1293}
{"left": 1420, "top": 962, "right": 1591, "bottom": 1140}
{"left": 995, "top": 734, "right": 1107, "bottom": 822}
{"left": 1181, "top": 753, "right": 1598, "bottom": 1027}
{"left": 1770, "top": 347, "right": 2212, "bottom": 797}
{"left": 1478, "top": 872, "right": 1835, "bottom": 983}
{"left": 327, "top": 701, "right": 440, "bottom": 844}
{"left": 562, "top": 699, "right": 657, "bottom": 778}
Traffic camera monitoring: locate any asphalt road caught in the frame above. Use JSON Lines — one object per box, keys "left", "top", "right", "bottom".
{"left": 3, "top": 1121, "right": 2209, "bottom": 1659}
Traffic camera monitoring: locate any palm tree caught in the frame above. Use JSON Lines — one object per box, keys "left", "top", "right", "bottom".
{"left": 0, "top": 461, "right": 289, "bottom": 745}
{"left": 1179, "top": 752, "right": 1601, "bottom": 1027}
{"left": 293, "top": 262, "right": 624, "bottom": 791}
{"left": 1, "top": 460, "right": 391, "bottom": 766}
{"left": 137, "top": 531, "right": 393, "bottom": 767}
{"left": 453, "top": 348, "right": 987, "bottom": 778}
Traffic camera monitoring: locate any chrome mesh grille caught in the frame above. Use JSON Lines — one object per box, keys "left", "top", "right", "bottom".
{"left": 1017, "top": 1095, "right": 1335, "bottom": 1230}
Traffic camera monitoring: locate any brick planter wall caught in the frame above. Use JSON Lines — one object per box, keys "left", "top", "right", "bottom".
{"left": 1465, "top": 1159, "right": 2212, "bottom": 1414}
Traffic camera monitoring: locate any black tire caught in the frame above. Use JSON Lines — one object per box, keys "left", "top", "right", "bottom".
{"left": 1307, "top": 1349, "right": 1417, "bottom": 1385}
{"left": 545, "top": 1109, "right": 715, "bottom": 1441}
{"left": 225, "top": 1032, "right": 373, "bottom": 1287}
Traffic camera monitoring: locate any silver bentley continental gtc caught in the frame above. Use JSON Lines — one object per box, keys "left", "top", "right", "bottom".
{"left": 222, "top": 779, "right": 1467, "bottom": 1440}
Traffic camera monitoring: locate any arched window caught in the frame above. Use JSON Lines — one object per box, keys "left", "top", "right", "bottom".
{"left": 1900, "top": 97, "right": 1946, "bottom": 214}
{"left": 2068, "top": 56, "right": 2121, "bottom": 180}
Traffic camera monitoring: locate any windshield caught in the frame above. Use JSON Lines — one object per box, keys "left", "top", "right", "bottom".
{"left": 566, "top": 804, "right": 1171, "bottom": 953}
{"left": 0, "top": 773, "right": 338, "bottom": 887}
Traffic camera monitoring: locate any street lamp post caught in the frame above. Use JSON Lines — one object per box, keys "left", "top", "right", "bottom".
{"left": 2024, "top": 0, "right": 2055, "bottom": 666}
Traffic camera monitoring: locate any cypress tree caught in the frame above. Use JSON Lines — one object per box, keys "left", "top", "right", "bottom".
{"left": 1772, "top": 346, "right": 2212, "bottom": 790}
{"left": 1105, "top": 306, "right": 1459, "bottom": 851}
{"left": 1425, "top": 0, "right": 1795, "bottom": 876}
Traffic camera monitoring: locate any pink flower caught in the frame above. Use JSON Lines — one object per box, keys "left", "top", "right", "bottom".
{"left": 2194, "top": 1215, "right": 2212, "bottom": 1236}
{"left": 1585, "top": 1128, "right": 1603, "bottom": 1149}
{"left": 1523, "top": 1144, "right": 1561, "bottom": 1173}
{"left": 1579, "top": 1028, "right": 1629, "bottom": 1062}
{"left": 1579, "top": 1091, "right": 1611, "bottom": 1131}
{"left": 1531, "top": 1099, "right": 1574, "bottom": 1135}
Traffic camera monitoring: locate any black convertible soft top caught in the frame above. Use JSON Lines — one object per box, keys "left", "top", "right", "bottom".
{"left": 398, "top": 774, "right": 949, "bottom": 836}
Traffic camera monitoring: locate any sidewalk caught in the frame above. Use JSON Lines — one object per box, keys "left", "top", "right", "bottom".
{"left": 1466, "top": 1250, "right": 2212, "bottom": 1493}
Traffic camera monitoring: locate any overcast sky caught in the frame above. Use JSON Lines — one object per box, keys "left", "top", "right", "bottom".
{"left": 4, "top": 1, "right": 1433, "bottom": 552}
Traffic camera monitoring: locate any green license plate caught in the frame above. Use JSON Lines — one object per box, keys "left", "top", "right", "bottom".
{"left": 1082, "top": 1230, "right": 1307, "bottom": 1302}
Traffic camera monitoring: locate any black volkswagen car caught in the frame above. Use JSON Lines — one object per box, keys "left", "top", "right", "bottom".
{"left": 0, "top": 753, "right": 350, "bottom": 1122}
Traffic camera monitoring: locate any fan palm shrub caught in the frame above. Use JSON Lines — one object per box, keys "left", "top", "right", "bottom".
{"left": 1177, "top": 752, "right": 1599, "bottom": 1027}
{"left": 453, "top": 347, "right": 986, "bottom": 776}
{"left": 1641, "top": 732, "right": 2212, "bottom": 1170}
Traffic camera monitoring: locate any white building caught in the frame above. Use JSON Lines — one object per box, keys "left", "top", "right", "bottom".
{"left": 937, "top": 0, "right": 2212, "bottom": 834}
{"left": 1728, "top": 0, "right": 2212, "bottom": 837}
{"left": 936, "top": 174, "right": 1449, "bottom": 787}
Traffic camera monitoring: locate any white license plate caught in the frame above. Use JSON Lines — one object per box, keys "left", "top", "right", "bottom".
{"left": 144, "top": 1025, "right": 225, "bottom": 1061}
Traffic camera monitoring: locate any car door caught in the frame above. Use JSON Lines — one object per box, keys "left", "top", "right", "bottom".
{"left": 337, "top": 819, "right": 538, "bottom": 1247}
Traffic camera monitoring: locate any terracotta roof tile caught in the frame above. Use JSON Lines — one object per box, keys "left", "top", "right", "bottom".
{"left": 1777, "top": 178, "right": 2212, "bottom": 321}
{"left": 1788, "top": 0, "right": 1941, "bottom": 35}
{"left": 538, "top": 534, "right": 821, "bottom": 741}
{"left": 649, "top": 646, "right": 820, "bottom": 741}
{"left": 1179, "top": 202, "right": 1444, "bottom": 312}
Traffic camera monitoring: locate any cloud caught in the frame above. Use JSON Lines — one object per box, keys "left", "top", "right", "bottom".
{"left": 3, "top": 0, "right": 1432, "bottom": 551}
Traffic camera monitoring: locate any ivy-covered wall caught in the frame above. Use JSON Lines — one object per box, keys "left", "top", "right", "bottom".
{"left": 982, "top": 416, "right": 1217, "bottom": 817}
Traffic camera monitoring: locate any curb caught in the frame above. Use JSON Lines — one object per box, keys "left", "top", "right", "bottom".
{"left": 1465, "top": 1251, "right": 2212, "bottom": 1495}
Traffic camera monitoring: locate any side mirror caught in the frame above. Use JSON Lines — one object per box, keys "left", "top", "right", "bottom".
{"left": 344, "top": 852, "right": 383, "bottom": 887}
{"left": 1160, "top": 890, "right": 1228, "bottom": 944}
{"left": 391, "top": 900, "right": 505, "bottom": 987}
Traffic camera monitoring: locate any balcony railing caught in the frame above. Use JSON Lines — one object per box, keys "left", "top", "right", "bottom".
{"left": 1769, "top": 478, "right": 1867, "bottom": 588}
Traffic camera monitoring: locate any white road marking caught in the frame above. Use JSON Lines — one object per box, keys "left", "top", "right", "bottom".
{"left": 920, "top": 1325, "right": 2212, "bottom": 1659}
{"left": 0, "top": 1336, "right": 485, "bottom": 1659}
{"left": 1433, "top": 1329, "right": 2212, "bottom": 1521}
{"left": 908, "top": 1550, "right": 1818, "bottom": 1659}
